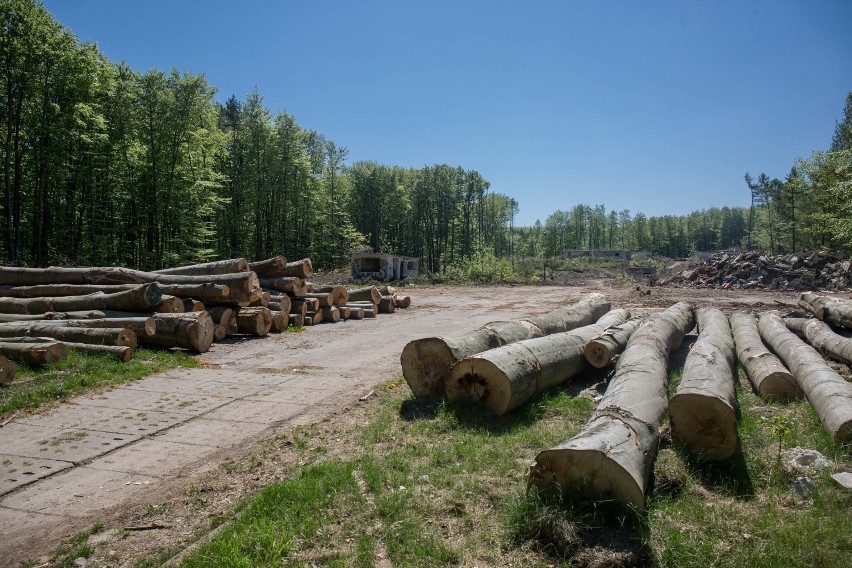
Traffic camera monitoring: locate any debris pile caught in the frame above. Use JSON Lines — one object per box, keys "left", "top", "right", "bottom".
{"left": 660, "top": 251, "right": 852, "bottom": 291}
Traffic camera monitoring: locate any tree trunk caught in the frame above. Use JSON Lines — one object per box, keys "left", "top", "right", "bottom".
{"left": 730, "top": 312, "right": 800, "bottom": 401}
{"left": 347, "top": 307, "right": 365, "bottom": 320}
{"left": 288, "top": 314, "right": 304, "bottom": 327}
{"left": 0, "top": 284, "right": 161, "bottom": 315}
{"left": 11, "top": 317, "right": 155, "bottom": 338}
{"left": 153, "top": 258, "right": 248, "bottom": 275}
{"left": 248, "top": 256, "right": 288, "bottom": 277}
{"left": 402, "top": 294, "right": 611, "bottom": 399}
{"left": 235, "top": 307, "right": 272, "bottom": 336}
{"left": 0, "top": 324, "right": 137, "bottom": 347}
{"left": 786, "top": 317, "right": 852, "bottom": 365}
{"left": 0, "top": 267, "right": 260, "bottom": 303}
{"left": 583, "top": 317, "right": 642, "bottom": 368}
{"left": 315, "top": 285, "right": 349, "bottom": 306}
{"left": 156, "top": 283, "right": 229, "bottom": 301}
{"left": 139, "top": 312, "right": 215, "bottom": 353}
{"left": 268, "top": 295, "right": 292, "bottom": 315}
{"left": 320, "top": 306, "right": 341, "bottom": 323}
{"left": 447, "top": 309, "right": 630, "bottom": 415}
{"left": 306, "top": 292, "right": 334, "bottom": 307}
{"left": 347, "top": 286, "right": 381, "bottom": 304}
{"left": 799, "top": 292, "right": 852, "bottom": 329}
{"left": 260, "top": 277, "right": 305, "bottom": 296}
{"left": 394, "top": 295, "right": 411, "bottom": 309}
{"left": 306, "top": 309, "right": 323, "bottom": 324}
{"left": 182, "top": 299, "right": 205, "bottom": 312}
{"left": 669, "top": 307, "right": 738, "bottom": 461}
{"left": 208, "top": 306, "right": 237, "bottom": 335}
{"left": 528, "top": 302, "right": 695, "bottom": 511}
{"left": 521, "top": 293, "right": 610, "bottom": 335}
{"left": 378, "top": 285, "right": 397, "bottom": 296}
{"left": 63, "top": 342, "right": 134, "bottom": 362}
{"left": 213, "top": 325, "right": 227, "bottom": 342}
{"left": 0, "top": 355, "right": 17, "bottom": 385}
{"left": 0, "top": 339, "right": 68, "bottom": 367}
{"left": 152, "top": 295, "right": 185, "bottom": 313}
{"left": 269, "top": 310, "right": 287, "bottom": 333}
{"left": 303, "top": 315, "right": 315, "bottom": 326}
{"left": 758, "top": 312, "right": 852, "bottom": 444}
{"left": 276, "top": 258, "right": 313, "bottom": 279}
{"left": 378, "top": 296, "right": 395, "bottom": 314}
{"left": 0, "top": 283, "right": 229, "bottom": 301}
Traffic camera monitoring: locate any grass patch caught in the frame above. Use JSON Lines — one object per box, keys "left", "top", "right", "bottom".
{"left": 0, "top": 348, "right": 198, "bottom": 419}
{"left": 163, "top": 363, "right": 849, "bottom": 567}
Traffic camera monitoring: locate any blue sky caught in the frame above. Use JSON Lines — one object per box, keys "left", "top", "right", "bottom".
{"left": 44, "top": 0, "right": 852, "bottom": 226}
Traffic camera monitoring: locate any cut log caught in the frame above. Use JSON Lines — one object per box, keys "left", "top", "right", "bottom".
{"left": 347, "top": 286, "right": 381, "bottom": 304}
{"left": 139, "top": 312, "right": 215, "bottom": 353}
{"left": 63, "top": 342, "right": 133, "bottom": 362}
{"left": 447, "top": 309, "right": 630, "bottom": 415}
{"left": 153, "top": 258, "right": 248, "bottom": 276}
{"left": 288, "top": 313, "right": 304, "bottom": 327}
{"left": 235, "top": 307, "right": 272, "bottom": 336}
{"left": 0, "top": 284, "right": 161, "bottom": 315}
{"left": 378, "top": 296, "right": 396, "bottom": 314}
{"left": 213, "top": 325, "right": 226, "bottom": 342}
{"left": 786, "top": 317, "right": 852, "bottom": 365}
{"left": 378, "top": 285, "right": 397, "bottom": 296}
{"left": 730, "top": 312, "right": 800, "bottom": 401}
{"left": 275, "top": 258, "right": 313, "bottom": 279}
{"left": 260, "top": 277, "right": 305, "bottom": 295}
{"left": 306, "top": 310, "right": 323, "bottom": 324}
{"left": 759, "top": 312, "right": 852, "bottom": 444}
{"left": 182, "top": 299, "right": 205, "bottom": 312}
{"left": 347, "top": 307, "right": 365, "bottom": 320}
{"left": 361, "top": 308, "right": 376, "bottom": 319}
{"left": 303, "top": 315, "right": 315, "bottom": 326}
{"left": 669, "top": 307, "right": 738, "bottom": 461}
{"left": 315, "top": 286, "right": 349, "bottom": 306}
{"left": 520, "top": 293, "right": 610, "bottom": 335}
{"left": 0, "top": 340, "right": 68, "bottom": 367}
{"left": 292, "top": 297, "right": 319, "bottom": 312}
{"left": 157, "top": 283, "right": 229, "bottom": 301}
{"left": 320, "top": 306, "right": 341, "bottom": 323}
{"left": 249, "top": 291, "right": 271, "bottom": 308}
{"left": 207, "top": 307, "right": 237, "bottom": 336}
{"left": 394, "top": 295, "right": 411, "bottom": 309}
{"left": 287, "top": 301, "right": 307, "bottom": 317}
{"left": 152, "top": 295, "right": 185, "bottom": 313}
{"left": 0, "top": 324, "right": 136, "bottom": 347}
{"left": 268, "top": 294, "right": 291, "bottom": 315}
{"left": 528, "top": 302, "right": 695, "bottom": 511}
{"left": 584, "top": 316, "right": 642, "bottom": 368}
{"left": 0, "top": 355, "right": 17, "bottom": 385}
{"left": 14, "top": 317, "right": 155, "bottom": 337}
{"left": 248, "top": 256, "right": 287, "bottom": 277}
{"left": 402, "top": 293, "right": 611, "bottom": 399}
{"left": 306, "top": 292, "right": 334, "bottom": 307}
{"left": 269, "top": 310, "right": 288, "bottom": 333}
{"left": 799, "top": 292, "right": 852, "bottom": 329}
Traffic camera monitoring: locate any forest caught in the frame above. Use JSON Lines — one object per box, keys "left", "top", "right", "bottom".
{"left": 2, "top": 0, "right": 851, "bottom": 274}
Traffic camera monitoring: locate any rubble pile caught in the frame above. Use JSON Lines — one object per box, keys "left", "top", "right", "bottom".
{"left": 660, "top": 251, "right": 852, "bottom": 291}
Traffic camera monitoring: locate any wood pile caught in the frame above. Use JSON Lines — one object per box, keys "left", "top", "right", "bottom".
{"left": 660, "top": 251, "right": 852, "bottom": 291}
{"left": 0, "top": 256, "right": 412, "bottom": 384}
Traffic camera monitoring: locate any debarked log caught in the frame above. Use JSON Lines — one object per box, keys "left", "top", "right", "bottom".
{"left": 0, "top": 284, "right": 160, "bottom": 315}
{"left": 447, "top": 309, "right": 630, "bottom": 415}
{"left": 759, "top": 311, "right": 852, "bottom": 443}
{"left": 669, "top": 307, "right": 738, "bottom": 461}
{"left": 786, "top": 317, "right": 852, "bottom": 365}
{"left": 528, "top": 302, "right": 695, "bottom": 511}
{"left": 583, "top": 316, "right": 642, "bottom": 368}
{"left": 730, "top": 311, "right": 800, "bottom": 401}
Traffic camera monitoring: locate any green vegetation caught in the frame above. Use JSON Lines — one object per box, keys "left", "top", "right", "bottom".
{"left": 3, "top": 1, "right": 851, "bottom": 276}
{"left": 168, "top": 369, "right": 850, "bottom": 567}
{"left": 0, "top": 348, "right": 198, "bottom": 419}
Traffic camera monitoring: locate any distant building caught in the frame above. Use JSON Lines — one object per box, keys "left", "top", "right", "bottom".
{"left": 562, "top": 249, "right": 632, "bottom": 260}
{"left": 352, "top": 253, "right": 419, "bottom": 281}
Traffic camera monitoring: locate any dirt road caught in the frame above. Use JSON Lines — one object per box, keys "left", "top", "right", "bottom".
{"left": 0, "top": 282, "right": 799, "bottom": 566}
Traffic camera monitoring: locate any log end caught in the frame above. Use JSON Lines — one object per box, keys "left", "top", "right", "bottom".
{"left": 583, "top": 340, "right": 611, "bottom": 368}
{"left": 757, "top": 371, "right": 803, "bottom": 402}
{"left": 446, "top": 357, "right": 512, "bottom": 415}
{"left": 0, "top": 355, "right": 17, "bottom": 384}
{"left": 669, "top": 393, "right": 738, "bottom": 462}
{"left": 400, "top": 337, "right": 455, "bottom": 398}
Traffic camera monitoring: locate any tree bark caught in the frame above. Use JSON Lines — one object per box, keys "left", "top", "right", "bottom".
{"left": 799, "top": 292, "right": 852, "bottom": 329}
{"left": 402, "top": 293, "right": 611, "bottom": 399}
{"left": 0, "top": 284, "right": 161, "bottom": 315}
{"left": 730, "top": 312, "right": 800, "bottom": 401}
{"left": 235, "top": 307, "right": 272, "bottom": 336}
{"left": 10, "top": 317, "right": 155, "bottom": 338}
{"left": 583, "top": 317, "right": 642, "bottom": 368}
{"left": 153, "top": 258, "right": 248, "bottom": 275}
{"left": 314, "top": 285, "right": 349, "bottom": 306}
{"left": 394, "top": 295, "right": 411, "bottom": 309}
{"left": 528, "top": 302, "right": 695, "bottom": 511}
{"left": 260, "top": 277, "right": 305, "bottom": 296}
{"left": 288, "top": 314, "right": 304, "bottom": 327}
{"left": 347, "top": 307, "right": 365, "bottom": 320}
{"left": 0, "top": 283, "right": 229, "bottom": 301}
{"left": 208, "top": 306, "right": 237, "bottom": 335}
{"left": 347, "top": 286, "right": 381, "bottom": 304}
{"left": 378, "top": 296, "right": 395, "bottom": 313}
{"left": 758, "top": 312, "right": 852, "bottom": 444}
{"left": 786, "top": 317, "right": 852, "bottom": 365}
{"left": 305, "top": 309, "right": 323, "bottom": 324}
{"left": 669, "top": 307, "right": 738, "bottom": 461}
{"left": 138, "top": 312, "right": 215, "bottom": 353}
{"left": 521, "top": 293, "right": 610, "bottom": 335}
{"left": 182, "top": 299, "right": 205, "bottom": 312}
{"left": 0, "top": 324, "right": 137, "bottom": 347}
{"left": 213, "top": 325, "right": 227, "bottom": 342}
{"left": 320, "top": 306, "right": 341, "bottom": 323}
{"left": 268, "top": 295, "right": 292, "bottom": 315}
{"left": 447, "top": 309, "right": 630, "bottom": 415}
{"left": 269, "top": 310, "right": 287, "bottom": 333}
{"left": 0, "top": 355, "right": 17, "bottom": 385}
{"left": 276, "top": 258, "right": 313, "bottom": 279}
{"left": 0, "top": 339, "right": 68, "bottom": 367}
{"left": 152, "top": 295, "right": 184, "bottom": 313}
{"left": 0, "top": 267, "right": 260, "bottom": 303}
{"left": 248, "top": 256, "right": 287, "bottom": 277}
{"left": 63, "top": 342, "right": 134, "bottom": 362}
{"left": 306, "top": 292, "right": 334, "bottom": 307}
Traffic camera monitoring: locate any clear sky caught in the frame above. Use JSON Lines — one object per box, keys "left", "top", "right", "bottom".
{"left": 43, "top": 0, "right": 852, "bottom": 226}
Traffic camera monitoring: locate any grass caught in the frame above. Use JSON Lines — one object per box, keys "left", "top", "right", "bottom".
{"left": 137, "top": 364, "right": 850, "bottom": 567}
{"left": 0, "top": 348, "right": 199, "bottom": 419}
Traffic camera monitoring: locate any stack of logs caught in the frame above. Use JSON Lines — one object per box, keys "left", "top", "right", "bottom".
{"left": 0, "top": 257, "right": 411, "bottom": 384}
{"left": 401, "top": 291, "right": 852, "bottom": 512}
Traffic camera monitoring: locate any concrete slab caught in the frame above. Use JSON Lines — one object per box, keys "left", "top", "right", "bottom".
{"left": 0, "top": 422, "right": 63, "bottom": 453}
{"left": 89, "top": 439, "right": 216, "bottom": 477}
{"left": 18, "top": 404, "right": 189, "bottom": 437}
{"left": 153, "top": 417, "right": 271, "bottom": 448}
{"left": 9, "top": 427, "right": 143, "bottom": 463}
{"left": 117, "top": 374, "right": 268, "bottom": 399}
{"left": 246, "top": 386, "right": 332, "bottom": 406}
{"left": 0, "top": 454, "right": 73, "bottom": 496}
{"left": 1, "top": 466, "right": 159, "bottom": 517}
{"left": 0, "top": 505, "right": 69, "bottom": 555}
{"left": 203, "top": 399, "right": 304, "bottom": 425}
{"left": 75, "top": 388, "right": 232, "bottom": 415}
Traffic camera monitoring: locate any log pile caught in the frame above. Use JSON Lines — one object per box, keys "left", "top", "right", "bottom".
{"left": 660, "top": 251, "right": 852, "bottom": 291}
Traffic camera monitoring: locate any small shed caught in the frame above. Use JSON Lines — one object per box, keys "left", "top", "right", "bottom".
{"left": 352, "top": 253, "right": 419, "bottom": 281}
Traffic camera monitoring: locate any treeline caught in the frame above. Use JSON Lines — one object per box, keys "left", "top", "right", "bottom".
{"left": 2, "top": 1, "right": 851, "bottom": 275}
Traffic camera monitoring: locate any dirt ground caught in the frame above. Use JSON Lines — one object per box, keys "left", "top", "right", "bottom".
{"left": 13, "top": 280, "right": 804, "bottom": 567}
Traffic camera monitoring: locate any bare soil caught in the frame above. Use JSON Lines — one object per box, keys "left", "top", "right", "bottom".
{"left": 27, "top": 280, "right": 802, "bottom": 567}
